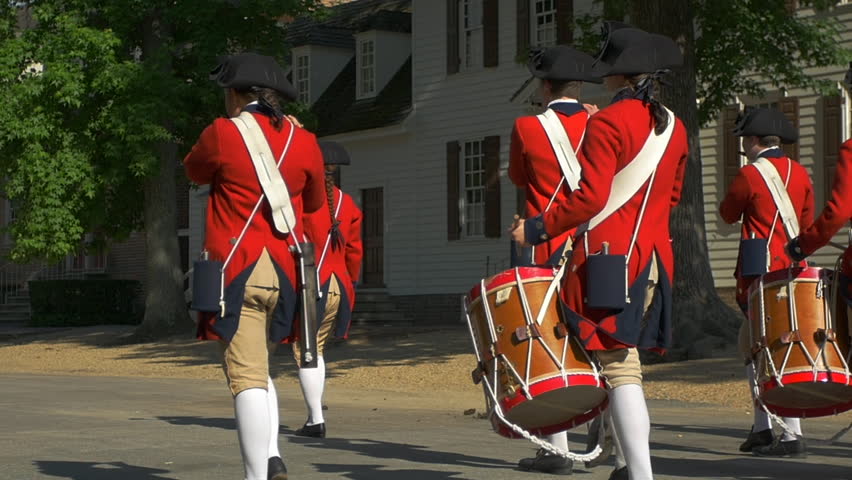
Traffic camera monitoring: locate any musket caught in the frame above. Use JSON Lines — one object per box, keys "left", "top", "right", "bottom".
{"left": 291, "top": 240, "right": 319, "bottom": 369}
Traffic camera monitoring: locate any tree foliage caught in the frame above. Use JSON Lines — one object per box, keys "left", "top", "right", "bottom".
{"left": 0, "top": 0, "right": 322, "bottom": 262}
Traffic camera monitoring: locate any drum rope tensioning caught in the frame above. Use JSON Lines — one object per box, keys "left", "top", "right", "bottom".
{"left": 464, "top": 266, "right": 608, "bottom": 462}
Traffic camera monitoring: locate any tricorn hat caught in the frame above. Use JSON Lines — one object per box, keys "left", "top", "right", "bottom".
{"left": 594, "top": 21, "right": 650, "bottom": 67}
{"left": 732, "top": 107, "right": 798, "bottom": 144}
{"left": 209, "top": 53, "right": 297, "bottom": 101}
{"left": 527, "top": 45, "right": 602, "bottom": 84}
{"left": 594, "top": 32, "right": 683, "bottom": 77}
{"left": 319, "top": 141, "right": 351, "bottom": 166}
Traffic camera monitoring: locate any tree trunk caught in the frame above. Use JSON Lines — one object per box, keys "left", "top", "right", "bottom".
{"left": 134, "top": 13, "right": 191, "bottom": 340}
{"left": 630, "top": 0, "right": 739, "bottom": 359}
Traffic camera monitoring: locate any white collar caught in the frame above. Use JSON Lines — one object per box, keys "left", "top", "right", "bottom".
{"left": 547, "top": 99, "right": 579, "bottom": 107}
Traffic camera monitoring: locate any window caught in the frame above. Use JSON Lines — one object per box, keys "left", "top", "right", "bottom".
{"left": 532, "top": 0, "right": 557, "bottom": 47}
{"left": 461, "top": 0, "right": 483, "bottom": 70}
{"left": 447, "top": 136, "right": 500, "bottom": 240}
{"left": 295, "top": 54, "right": 310, "bottom": 104}
{"left": 461, "top": 139, "right": 486, "bottom": 237}
{"left": 358, "top": 39, "right": 375, "bottom": 97}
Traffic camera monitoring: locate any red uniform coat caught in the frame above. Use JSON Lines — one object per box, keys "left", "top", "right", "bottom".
{"left": 184, "top": 111, "right": 326, "bottom": 343}
{"left": 799, "top": 138, "right": 852, "bottom": 280}
{"left": 303, "top": 186, "right": 363, "bottom": 338}
{"left": 528, "top": 98, "right": 688, "bottom": 351}
{"left": 509, "top": 101, "right": 589, "bottom": 265}
{"left": 719, "top": 149, "right": 814, "bottom": 307}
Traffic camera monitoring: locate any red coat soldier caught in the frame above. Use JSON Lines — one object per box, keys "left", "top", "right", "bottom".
{"left": 509, "top": 46, "right": 602, "bottom": 268}
{"left": 512, "top": 27, "right": 686, "bottom": 480}
{"left": 719, "top": 107, "right": 811, "bottom": 458}
{"left": 184, "top": 53, "right": 325, "bottom": 480}
{"left": 719, "top": 108, "right": 814, "bottom": 309}
{"left": 789, "top": 138, "right": 852, "bottom": 279}
{"left": 508, "top": 44, "right": 602, "bottom": 475}
{"left": 294, "top": 141, "right": 363, "bottom": 439}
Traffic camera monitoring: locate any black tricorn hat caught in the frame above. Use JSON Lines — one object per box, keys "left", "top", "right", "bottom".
{"left": 594, "top": 32, "right": 683, "bottom": 77}
{"left": 527, "top": 45, "right": 602, "bottom": 84}
{"left": 319, "top": 141, "right": 351, "bottom": 166}
{"left": 209, "top": 53, "right": 297, "bottom": 101}
{"left": 732, "top": 107, "right": 798, "bottom": 144}
{"left": 594, "top": 21, "right": 649, "bottom": 67}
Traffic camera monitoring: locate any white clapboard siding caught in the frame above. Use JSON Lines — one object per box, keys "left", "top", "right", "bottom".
{"left": 322, "top": 130, "right": 417, "bottom": 290}
{"left": 408, "top": 0, "right": 600, "bottom": 295}
{"left": 702, "top": 3, "right": 852, "bottom": 288}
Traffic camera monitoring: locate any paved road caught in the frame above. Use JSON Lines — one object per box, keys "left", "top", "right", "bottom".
{"left": 0, "top": 374, "right": 850, "bottom": 479}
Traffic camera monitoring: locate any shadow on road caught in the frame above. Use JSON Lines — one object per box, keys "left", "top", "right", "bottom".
{"left": 653, "top": 455, "right": 851, "bottom": 480}
{"left": 313, "top": 463, "right": 467, "bottom": 479}
{"left": 33, "top": 461, "right": 178, "bottom": 480}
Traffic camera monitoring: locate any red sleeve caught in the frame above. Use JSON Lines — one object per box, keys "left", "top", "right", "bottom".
{"left": 799, "top": 139, "right": 852, "bottom": 254}
{"left": 670, "top": 137, "right": 688, "bottom": 207}
{"left": 508, "top": 121, "right": 527, "bottom": 187}
{"left": 302, "top": 134, "right": 327, "bottom": 214}
{"left": 345, "top": 196, "right": 363, "bottom": 283}
{"left": 183, "top": 121, "right": 222, "bottom": 185}
{"left": 719, "top": 169, "right": 751, "bottom": 224}
{"left": 541, "top": 112, "right": 617, "bottom": 236}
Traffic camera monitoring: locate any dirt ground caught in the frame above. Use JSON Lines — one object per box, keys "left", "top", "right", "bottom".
{"left": 0, "top": 324, "right": 753, "bottom": 414}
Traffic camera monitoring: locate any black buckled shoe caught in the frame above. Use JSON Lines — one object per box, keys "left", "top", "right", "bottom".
{"left": 608, "top": 466, "right": 628, "bottom": 480}
{"left": 267, "top": 456, "right": 287, "bottom": 480}
{"left": 752, "top": 436, "right": 807, "bottom": 458}
{"left": 739, "top": 427, "right": 773, "bottom": 452}
{"left": 518, "top": 449, "right": 573, "bottom": 475}
{"left": 294, "top": 422, "right": 326, "bottom": 438}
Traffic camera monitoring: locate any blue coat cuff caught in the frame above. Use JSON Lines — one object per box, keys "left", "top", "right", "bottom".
{"left": 525, "top": 213, "right": 550, "bottom": 246}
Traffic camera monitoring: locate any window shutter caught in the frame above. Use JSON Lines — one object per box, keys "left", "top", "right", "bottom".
{"left": 484, "top": 135, "right": 502, "bottom": 238}
{"left": 516, "top": 186, "right": 526, "bottom": 217}
{"left": 823, "top": 95, "right": 842, "bottom": 200}
{"left": 779, "top": 96, "right": 800, "bottom": 161}
{"left": 516, "top": 0, "right": 530, "bottom": 60}
{"left": 447, "top": 141, "right": 461, "bottom": 240}
{"left": 722, "top": 104, "right": 742, "bottom": 189}
{"left": 447, "top": 0, "right": 460, "bottom": 75}
{"left": 556, "top": 0, "right": 574, "bottom": 45}
{"left": 483, "top": 0, "right": 499, "bottom": 67}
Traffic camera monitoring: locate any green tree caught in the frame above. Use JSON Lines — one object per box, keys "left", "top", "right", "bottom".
{"left": 579, "top": 0, "right": 849, "bottom": 358}
{"left": 0, "top": 0, "right": 322, "bottom": 339}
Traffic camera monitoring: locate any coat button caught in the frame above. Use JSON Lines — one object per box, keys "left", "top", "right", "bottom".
{"left": 229, "top": 237, "right": 237, "bottom": 245}
{"left": 540, "top": 234, "right": 548, "bottom": 240}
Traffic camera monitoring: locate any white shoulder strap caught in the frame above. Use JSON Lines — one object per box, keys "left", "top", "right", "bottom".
{"left": 230, "top": 112, "right": 297, "bottom": 234}
{"left": 536, "top": 109, "right": 583, "bottom": 191}
{"left": 752, "top": 157, "right": 800, "bottom": 239}
{"left": 581, "top": 108, "right": 676, "bottom": 232}
{"left": 317, "top": 190, "right": 345, "bottom": 271}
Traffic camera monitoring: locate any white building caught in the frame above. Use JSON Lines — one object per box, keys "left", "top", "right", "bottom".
{"left": 188, "top": 0, "right": 852, "bottom": 324}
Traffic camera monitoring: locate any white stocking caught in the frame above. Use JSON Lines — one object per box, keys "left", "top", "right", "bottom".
{"left": 298, "top": 355, "right": 326, "bottom": 425}
{"left": 234, "top": 388, "right": 270, "bottom": 480}
{"left": 266, "top": 377, "right": 281, "bottom": 458}
{"left": 544, "top": 431, "right": 569, "bottom": 452}
{"left": 746, "top": 364, "right": 771, "bottom": 432}
{"left": 609, "top": 410, "right": 626, "bottom": 469}
{"left": 610, "top": 384, "right": 653, "bottom": 480}
{"left": 781, "top": 417, "right": 802, "bottom": 441}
